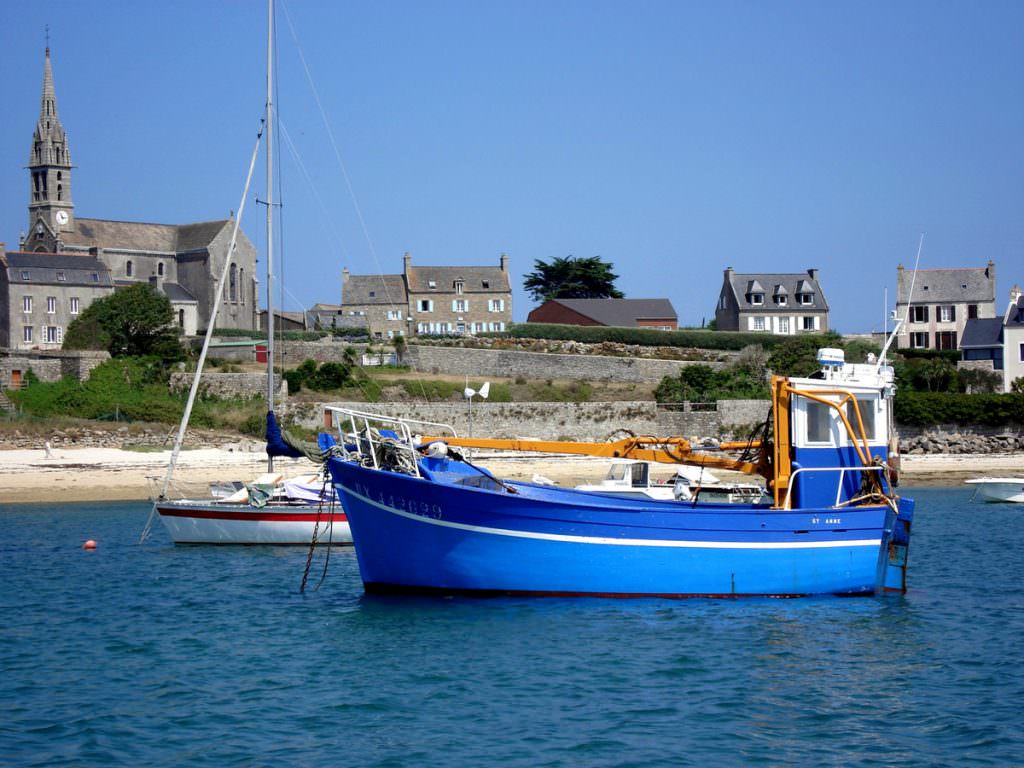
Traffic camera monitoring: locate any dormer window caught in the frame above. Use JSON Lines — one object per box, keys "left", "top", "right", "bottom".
{"left": 454, "top": 280, "right": 464, "bottom": 294}
{"left": 56, "top": 271, "right": 66, "bottom": 282}
{"left": 798, "top": 293, "right": 814, "bottom": 305}
{"left": 20, "top": 271, "right": 30, "bottom": 280}
{"left": 482, "top": 280, "right": 490, "bottom": 289}
{"left": 428, "top": 280, "right": 437, "bottom": 289}
{"left": 91, "top": 273, "right": 99, "bottom": 282}
{"left": 749, "top": 293, "right": 764, "bottom": 306}
{"left": 368, "top": 291, "right": 376, "bottom": 298}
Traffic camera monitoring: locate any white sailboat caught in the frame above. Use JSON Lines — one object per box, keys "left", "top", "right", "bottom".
{"left": 142, "top": 0, "right": 349, "bottom": 545}
{"left": 965, "top": 478, "right": 1024, "bottom": 504}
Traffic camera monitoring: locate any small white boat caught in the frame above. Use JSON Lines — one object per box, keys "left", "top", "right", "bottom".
{"left": 965, "top": 477, "right": 1024, "bottom": 503}
{"left": 575, "top": 459, "right": 767, "bottom": 503}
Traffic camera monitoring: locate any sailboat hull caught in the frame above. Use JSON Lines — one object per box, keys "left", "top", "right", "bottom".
{"left": 156, "top": 501, "right": 350, "bottom": 545}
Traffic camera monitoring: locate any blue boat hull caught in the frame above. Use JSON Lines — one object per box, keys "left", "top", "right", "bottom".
{"left": 329, "top": 457, "right": 910, "bottom": 598}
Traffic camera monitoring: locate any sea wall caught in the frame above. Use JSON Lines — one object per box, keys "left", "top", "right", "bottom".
{"left": 305, "top": 399, "right": 771, "bottom": 442}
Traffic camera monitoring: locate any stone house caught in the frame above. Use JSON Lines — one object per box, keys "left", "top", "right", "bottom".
{"left": 527, "top": 298, "right": 678, "bottom": 330}
{"left": 714, "top": 267, "right": 829, "bottom": 334}
{"left": 341, "top": 253, "right": 512, "bottom": 339}
{"left": 895, "top": 262, "right": 996, "bottom": 350}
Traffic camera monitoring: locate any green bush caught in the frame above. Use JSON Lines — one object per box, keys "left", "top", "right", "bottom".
{"left": 894, "top": 391, "right": 1024, "bottom": 427}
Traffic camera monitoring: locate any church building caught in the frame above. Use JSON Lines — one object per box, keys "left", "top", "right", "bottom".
{"left": 1, "top": 47, "right": 258, "bottom": 350}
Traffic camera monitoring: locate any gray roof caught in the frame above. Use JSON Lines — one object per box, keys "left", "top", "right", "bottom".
{"left": 342, "top": 274, "right": 407, "bottom": 305}
{"left": 897, "top": 267, "right": 995, "bottom": 304}
{"left": 547, "top": 298, "right": 677, "bottom": 327}
{"left": 162, "top": 282, "right": 196, "bottom": 302}
{"left": 960, "top": 318, "right": 1003, "bottom": 348}
{"left": 726, "top": 270, "right": 828, "bottom": 311}
{"left": 60, "top": 218, "right": 230, "bottom": 253}
{"left": 3, "top": 250, "right": 113, "bottom": 287}
{"left": 407, "top": 265, "right": 510, "bottom": 293}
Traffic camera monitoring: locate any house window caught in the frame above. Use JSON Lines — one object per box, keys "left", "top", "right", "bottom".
{"left": 56, "top": 271, "right": 66, "bottom": 282}
{"left": 45, "top": 326, "right": 60, "bottom": 343}
{"left": 719, "top": 295, "right": 727, "bottom": 310}
{"left": 70, "top": 297, "right": 80, "bottom": 315}
{"left": 368, "top": 291, "right": 376, "bottom": 298}
{"left": 456, "top": 322, "right": 466, "bottom": 334}
{"left": 91, "top": 273, "right": 99, "bottom": 282}
{"left": 806, "top": 401, "right": 832, "bottom": 443}
{"left": 417, "top": 299, "right": 434, "bottom": 312}
{"left": 453, "top": 299, "right": 467, "bottom": 313}
{"left": 910, "top": 306, "right": 929, "bottom": 323}
{"left": 937, "top": 305, "right": 955, "bottom": 323}
{"left": 749, "top": 293, "right": 764, "bottom": 306}
{"left": 910, "top": 331, "right": 929, "bottom": 349}
{"left": 47, "top": 296, "right": 56, "bottom": 314}
{"left": 798, "top": 293, "right": 814, "bottom": 305}
{"left": 936, "top": 331, "right": 957, "bottom": 350}
{"left": 386, "top": 310, "right": 402, "bottom": 321}
{"left": 454, "top": 280, "right": 464, "bottom": 294}
{"left": 23, "top": 326, "right": 32, "bottom": 343}
{"left": 489, "top": 299, "right": 505, "bottom": 312}
{"left": 23, "top": 296, "right": 33, "bottom": 313}
{"left": 126, "top": 260, "right": 133, "bottom": 277}
{"left": 753, "top": 316, "right": 765, "bottom": 331}
{"left": 21, "top": 270, "right": 30, "bottom": 280}
{"left": 802, "top": 316, "right": 816, "bottom": 331}
{"left": 968, "top": 304, "right": 978, "bottom": 320}
{"left": 774, "top": 295, "right": 787, "bottom": 306}
{"left": 779, "top": 318, "right": 790, "bottom": 334}
{"left": 1020, "top": 342, "right": 1024, "bottom": 362}
{"left": 489, "top": 322, "right": 505, "bottom": 332}
{"left": 158, "top": 262, "right": 165, "bottom": 277}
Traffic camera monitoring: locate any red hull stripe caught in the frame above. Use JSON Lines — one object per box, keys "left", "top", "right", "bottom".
{"left": 157, "top": 507, "right": 347, "bottom": 523}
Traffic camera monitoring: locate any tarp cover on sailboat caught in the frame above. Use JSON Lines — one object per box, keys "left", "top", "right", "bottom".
{"left": 265, "top": 411, "right": 308, "bottom": 459}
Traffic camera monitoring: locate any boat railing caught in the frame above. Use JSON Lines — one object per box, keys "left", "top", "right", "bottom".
{"left": 325, "top": 406, "right": 459, "bottom": 477}
{"left": 781, "top": 465, "right": 888, "bottom": 510}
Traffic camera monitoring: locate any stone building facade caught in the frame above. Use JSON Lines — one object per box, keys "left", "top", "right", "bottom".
{"left": 2, "top": 47, "right": 258, "bottom": 347}
{"left": 714, "top": 267, "right": 830, "bottom": 335}
{"left": 895, "top": 262, "right": 997, "bottom": 351}
{"left": 341, "top": 252, "right": 513, "bottom": 339}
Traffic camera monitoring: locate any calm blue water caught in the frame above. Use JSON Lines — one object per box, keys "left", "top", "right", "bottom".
{"left": 1, "top": 487, "right": 1022, "bottom": 767}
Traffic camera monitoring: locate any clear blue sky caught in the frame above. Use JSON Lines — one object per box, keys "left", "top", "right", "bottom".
{"left": 2, "top": 0, "right": 1021, "bottom": 333}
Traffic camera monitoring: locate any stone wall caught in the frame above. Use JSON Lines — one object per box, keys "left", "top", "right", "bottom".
{"left": 1, "top": 348, "right": 109, "bottom": 386}
{"left": 204, "top": 339, "right": 722, "bottom": 384}
{"left": 311, "top": 399, "right": 771, "bottom": 442}
{"left": 169, "top": 371, "right": 287, "bottom": 400}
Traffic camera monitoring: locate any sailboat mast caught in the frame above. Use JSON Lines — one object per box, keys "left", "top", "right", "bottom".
{"left": 265, "top": 0, "right": 275, "bottom": 472}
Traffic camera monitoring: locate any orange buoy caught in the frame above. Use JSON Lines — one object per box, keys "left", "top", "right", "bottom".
{"left": 82, "top": 539, "right": 97, "bottom": 550}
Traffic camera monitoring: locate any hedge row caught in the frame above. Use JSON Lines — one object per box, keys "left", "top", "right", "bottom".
{"left": 894, "top": 391, "right": 1024, "bottom": 427}
{"left": 488, "top": 323, "right": 833, "bottom": 351}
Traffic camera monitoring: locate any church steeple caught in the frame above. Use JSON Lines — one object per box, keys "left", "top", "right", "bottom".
{"left": 27, "top": 44, "right": 74, "bottom": 246}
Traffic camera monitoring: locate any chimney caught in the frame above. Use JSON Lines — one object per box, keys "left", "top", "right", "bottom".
{"left": 986, "top": 259, "right": 995, "bottom": 282}
{"left": 500, "top": 253, "right": 509, "bottom": 273}
{"left": 18, "top": 231, "right": 25, "bottom": 250}
{"left": 1006, "top": 285, "right": 1023, "bottom": 324}
{"left": 807, "top": 268, "right": 819, "bottom": 281}
{"left": 403, "top": 252, "right": 412, "bottom": 274}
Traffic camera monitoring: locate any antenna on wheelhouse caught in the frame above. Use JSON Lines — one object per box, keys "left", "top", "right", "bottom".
{"left": 878, "top": 233, "right": 924, "bottom": 372}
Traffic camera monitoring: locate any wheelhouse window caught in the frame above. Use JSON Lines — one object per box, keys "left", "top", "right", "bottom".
{"left": 846, "top": 398, "right": 876, "bottom": 441}
{"left": 806, "top": 400, "right": 832, "bottom": 443}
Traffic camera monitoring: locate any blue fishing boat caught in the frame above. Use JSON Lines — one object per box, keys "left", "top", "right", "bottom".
{"left": 325, "top": 348, "right": 913, "bottom": 597}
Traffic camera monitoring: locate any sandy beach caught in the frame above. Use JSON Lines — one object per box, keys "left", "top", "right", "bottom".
{"left": 0, "top": 445, "right": 1022, "bottom": 503}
